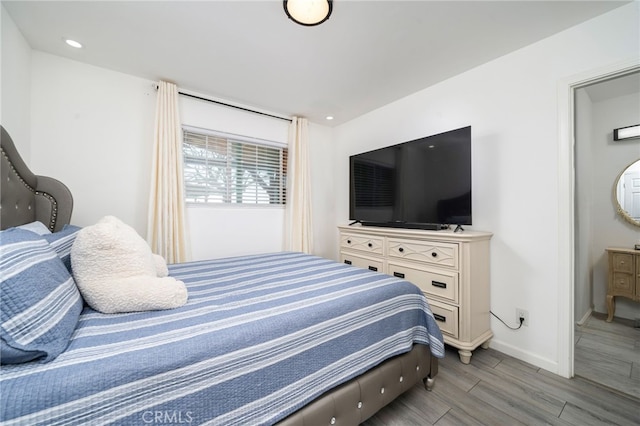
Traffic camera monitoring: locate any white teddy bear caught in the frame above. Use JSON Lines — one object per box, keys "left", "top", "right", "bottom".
{"left": 71, "top": 216, "right": 188, "bottom": 314}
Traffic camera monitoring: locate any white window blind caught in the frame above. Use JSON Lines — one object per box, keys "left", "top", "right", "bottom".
{"left": 183, "top": 129, "right": 287, "bottom": 205}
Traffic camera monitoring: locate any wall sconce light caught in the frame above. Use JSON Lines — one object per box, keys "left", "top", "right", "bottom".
{"left": 284, "top": 0, "right": 333, "bottom": 26}
{"left": 613, "top": 124, "right": 640, "bottom": 141}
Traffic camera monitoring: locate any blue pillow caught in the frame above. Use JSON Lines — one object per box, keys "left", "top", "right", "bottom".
{"left": 0, "top": 228, "right": 83, "bottom": 364}
{"left": 44, "top": 224, "right": 82, "bottom": 273}
{"left": 16, "top": 221, "right": 52, "bottom": 235}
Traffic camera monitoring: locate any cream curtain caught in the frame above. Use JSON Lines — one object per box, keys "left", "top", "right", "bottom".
{"left": 285, "top": 117, "right": 313, "bottom": 253}
{"left": 147, "top": 81, "right": 190, "bottom": 263}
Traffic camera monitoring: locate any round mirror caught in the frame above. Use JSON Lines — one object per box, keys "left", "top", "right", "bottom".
{"left": 614, "top": 158, "right": 640, "bottom": 227}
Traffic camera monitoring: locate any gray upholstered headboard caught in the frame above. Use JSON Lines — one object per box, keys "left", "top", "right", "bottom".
{"left": 1, "top": 125, "right": 73, "bottom": 232}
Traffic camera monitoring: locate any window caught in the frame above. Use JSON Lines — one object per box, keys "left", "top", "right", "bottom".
{"left": 183, "top": 128, "right": 287, "bottom": 205}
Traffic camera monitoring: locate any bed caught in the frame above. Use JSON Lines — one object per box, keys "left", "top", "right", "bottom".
{"left": 0, "top": 125, "right": 443, "bottom": 425}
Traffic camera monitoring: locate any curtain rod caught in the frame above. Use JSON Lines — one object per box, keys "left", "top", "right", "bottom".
{"left": 177, "top": 91, "right": 292, "bottom": 123}
{"left": 154, "top": 84, "right": 292, "bottom": 122}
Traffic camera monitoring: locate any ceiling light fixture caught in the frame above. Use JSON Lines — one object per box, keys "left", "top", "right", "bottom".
{"left": 283, "top": 0, "right": 333, "bottom": 27}
{"left": 325, "top": 115, "right": 334, "bottom": 120}
{"left": 65, "top": 39, "right": 83, "bottom": 49}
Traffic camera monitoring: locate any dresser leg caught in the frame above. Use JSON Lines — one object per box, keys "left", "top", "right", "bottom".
{"left": 606, "top": 295, "right": 615, "bottom": 322}
{"left": 458, "top": 350, "right": 472, "bottom": 364}
{"left": 481, "top": 340, "right": 490, "bottom": 350}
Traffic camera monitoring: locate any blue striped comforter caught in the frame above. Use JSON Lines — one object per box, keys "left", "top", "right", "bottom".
{"left": 0, "top": 252, "right": 444, "bottom": 425}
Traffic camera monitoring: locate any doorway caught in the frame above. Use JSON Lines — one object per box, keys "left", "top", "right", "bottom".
{"left": 572, "top": 70, "right": 640, "bottom": 398}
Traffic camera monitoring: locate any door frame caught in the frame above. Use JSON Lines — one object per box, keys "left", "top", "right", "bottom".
{"left": 557, "top": 58, "right": 640, "bottom": 378}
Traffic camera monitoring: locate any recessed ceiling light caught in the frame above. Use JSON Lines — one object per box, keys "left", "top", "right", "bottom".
{"left": 325, "top": 116, "right": 334, "bottom": 120}
{"left": 65, "top": 39, "right": 83, "bottom": 49}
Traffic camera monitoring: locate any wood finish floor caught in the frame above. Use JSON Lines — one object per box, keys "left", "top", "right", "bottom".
{"left": 362, "top": 344, "right": 640, "bottom": 426}
{"left": 574, "top": 313, "right": 640, "bottom": 399}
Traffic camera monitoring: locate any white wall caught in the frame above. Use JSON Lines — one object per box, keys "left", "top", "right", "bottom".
{"left": 330, "top": 3, "right": 639, "bottom": 373}
{"left": 308, "top": 122, "right": 335, "bottom": 260}
{"left": 574, "top": 88, "right": 594, "bottom": 323}
{"left": 30, "top": 52, "right": 156, "bottom": 234}
{"left": 588, "top": 92, "right": 640, "bottom": 320}
{"left": 1, "top": 5, "right": 31, "bottom": 158}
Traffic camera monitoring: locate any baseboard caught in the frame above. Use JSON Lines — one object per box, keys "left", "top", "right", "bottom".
{"left": 487, "top": 339, "right": 559, "bottom": 375}
{"left": 576, "top": 308, "right": 593, "bottom": 326}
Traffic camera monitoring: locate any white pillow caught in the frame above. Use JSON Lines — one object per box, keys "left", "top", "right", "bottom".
{"left": 71, "top": 216, "right": 188, "bottom": 314}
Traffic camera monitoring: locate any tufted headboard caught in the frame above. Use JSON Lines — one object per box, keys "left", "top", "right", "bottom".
{"left": 1, "top": 125, "right": 73, "bottom": 232}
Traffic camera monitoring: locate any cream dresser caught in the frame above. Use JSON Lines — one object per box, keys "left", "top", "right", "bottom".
{"left": 338, "top": 225, "right": 493, "bottom": 364}
{"left": 606, "top": 247, "right": 640, "bottom": 322}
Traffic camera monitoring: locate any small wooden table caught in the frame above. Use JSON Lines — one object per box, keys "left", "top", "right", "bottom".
{"left": 605, "top": 247, "right": 640, "bottom": 322}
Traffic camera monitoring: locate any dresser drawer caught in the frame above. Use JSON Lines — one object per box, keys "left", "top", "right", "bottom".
{"left": 341, "top": 233, "right": 384, "bottom": 255}
{"left": 611, "top": 253, "right": 634, "bottom": 274}
{"left": 340, "top": 253, "right": 384, "bottom": 273}
{"left": 611, "top": 272, "right": 633, "bottom": 294}
{"left": 388, "top": 238, "right": 458, "bottom": 269}
{"left": 388, "top": 261, "right": 458, "bottom": 303}
{"left": 428, "top": 300, "right": 459, "bottom": 338}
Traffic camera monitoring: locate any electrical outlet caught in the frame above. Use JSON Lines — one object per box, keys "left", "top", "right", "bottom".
{"left": 516, "top": 308, "right": 529, "bottom": 327}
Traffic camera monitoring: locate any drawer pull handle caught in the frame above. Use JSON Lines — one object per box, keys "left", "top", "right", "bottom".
{"left": 399, "top": 247, "right": 404, "bottom": 253}
{"left": 344, "top": 260, "right": 352, "bottom": 265}
{"left": 433, "top": 314, "right": 446, "bottom": 322}
{"left": 368, "top": 243, "right": 373, "bottom": 248}
{"left": 431, "top": 252, "right": 437, "bottom": 258}
{"left": 394, "top": 272, "right": 405, "bottom": 279}
{"left": 369, "top": 266, "right": 378, "bottom": 272}
{"left": 347, "top": 240, "right": 351, "bottom": 244}
{"left": 432, "top": 281, "right": 447, "bottom": 289}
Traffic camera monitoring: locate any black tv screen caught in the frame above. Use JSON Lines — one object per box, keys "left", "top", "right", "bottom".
{"left": 349, "top": 126, "right": 471, "bottom": 229}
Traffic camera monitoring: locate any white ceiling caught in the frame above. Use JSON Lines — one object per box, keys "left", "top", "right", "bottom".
{"left": 3, "top": 0, "right": 631, "bottom": 125}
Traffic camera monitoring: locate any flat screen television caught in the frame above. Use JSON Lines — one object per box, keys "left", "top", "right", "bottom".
{"left": 349, "top": 126, "right": 471, "bottom": 230}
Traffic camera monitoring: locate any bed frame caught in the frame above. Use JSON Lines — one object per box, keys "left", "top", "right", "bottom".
{"left": 277, "top": 344, "right": 437, "bottom": 425}
{"left": 0, "top": 124, "right": 438, "bottom": 425}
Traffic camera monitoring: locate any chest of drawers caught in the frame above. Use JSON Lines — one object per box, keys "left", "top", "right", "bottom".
{"left": 605, "top": 247, "right": 640, "bottom": 322}
{"left": 338, "top": 225, "right": 493, "bottom": 364}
